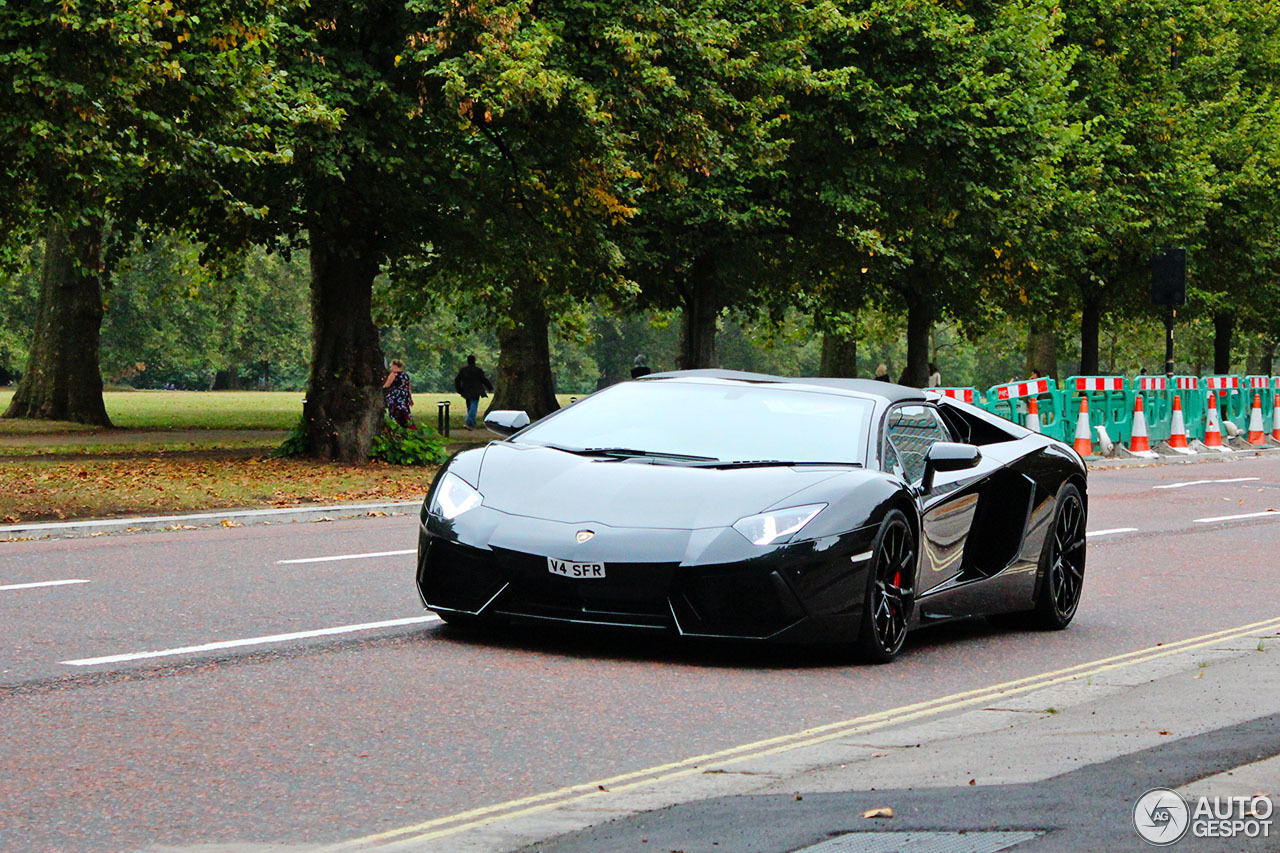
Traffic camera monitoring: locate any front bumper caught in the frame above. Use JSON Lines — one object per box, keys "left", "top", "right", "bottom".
{"left": 415, "top": 509, "right": 878, "bottom": 642}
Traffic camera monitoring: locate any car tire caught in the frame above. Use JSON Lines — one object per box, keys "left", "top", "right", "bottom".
{"left": 855, "top": 509, "right": 916, "bottom": 663}
{"left": 1028, "top": 482, "right": 1087, "bottom": 630}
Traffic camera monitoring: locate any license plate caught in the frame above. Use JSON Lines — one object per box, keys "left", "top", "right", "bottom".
{"left": 547, "top": 557, "right": 607, "bottom": 579}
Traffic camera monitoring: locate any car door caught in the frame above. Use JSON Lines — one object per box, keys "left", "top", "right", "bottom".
{"left": 882, "top": 404, "right": 983, "bottom": 596}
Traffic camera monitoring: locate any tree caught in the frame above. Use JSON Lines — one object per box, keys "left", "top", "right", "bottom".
{"left": 1, "top": 0, "right": 318, "bottom": 423}
{"left": 791, "top": 0, "right": 1077, "bottom": 386}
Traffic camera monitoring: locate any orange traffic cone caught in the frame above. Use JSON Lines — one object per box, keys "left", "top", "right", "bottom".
{"left": 1273, "top": 395, "right": 1280, "bottom": 442}
{"left": 1073, "top": 397, "right": 1093, "bottom": 456}
{"left": 1168, "top": 395, "right": 1193, "bottom": 453}
{"left": 1026, "top": 396, "right": 1042, "bottom": 433}
{"left": 1248, "top": 394, "right": 1266, "bottom": 445}
{"left": 1203, "top": 393, "right": 1224, "bottom": 448}
{"left": 1129, "top": 395, "right": 1153, "bottom": 454}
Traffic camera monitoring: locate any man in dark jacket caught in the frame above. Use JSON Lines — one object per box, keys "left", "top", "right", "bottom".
{"left": 454, "top": 355, "right": 494, "bottom": 430}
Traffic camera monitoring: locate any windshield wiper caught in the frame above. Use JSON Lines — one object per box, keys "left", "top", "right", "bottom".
{"left": 687, "top": 459, "right": 863, "bottom": 469}
{"left": 538, "top": 444, "right": 719, "bottom": 462}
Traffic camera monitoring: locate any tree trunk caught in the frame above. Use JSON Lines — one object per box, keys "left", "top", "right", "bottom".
{"left": 1079, "top": 289, "right": 1102, "bottom": 375}
{"left": 820, "top": 331, "right": 857, "bottom": 378}
{"left": 302, "top": 224, "right": 386, "bottom": 462}
{"left": 1262, "top": 341, "right": 1275, "bottom": 377}
{"left": 1026, "top": 320, "right": 1058, "bottom": 381}
{"left": 678, "top": 254, "right": 720, "bottom": 370}
{"left": 2, "top": 220, "right": 111, "bottom": 426}
{"left": 902, "top": 281, "right": 932, "bottom": 387}
{"left": 1213, "top": 312, "right": 1234, "bottom": 374}
{"left": 489, "top": 277, "right": 560, "bottom": 422}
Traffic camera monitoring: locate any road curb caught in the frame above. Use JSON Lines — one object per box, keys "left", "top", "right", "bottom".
{"left": 0, "top": 500, "right": 423, "bottom": 542}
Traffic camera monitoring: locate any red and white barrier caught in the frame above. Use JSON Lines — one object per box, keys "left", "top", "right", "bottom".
{"left": 1136, "top": 376, "right": 1167, "bottom": 391}
{"left": 995, "top": 378, "right": 1052, "bottom": 401}
{"left": 1074, "top": 377, "right": 1125, "bottom": 391}
{"left": 936, "top": 388, "right": 976, "bottom": 404}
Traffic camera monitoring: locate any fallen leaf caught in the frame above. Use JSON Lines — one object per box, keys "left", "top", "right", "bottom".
{"left": 969, "top": 779, "right": 976, "bottom": 786}
{"left": 861, "top": 807, "right": 893, "bottom": 818}
{"left": 1158, "top": 730, "right": 1172, "bottom": 735}
{"left": 597, "top": 785, "right": 608, "bottom": 792}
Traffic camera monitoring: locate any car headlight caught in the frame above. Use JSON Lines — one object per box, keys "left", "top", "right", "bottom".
{"left": 732, "top": 503, "right": 826, "bottom": 546}
{"left": 429, "top": 472, "right": 483, "bottom": 520}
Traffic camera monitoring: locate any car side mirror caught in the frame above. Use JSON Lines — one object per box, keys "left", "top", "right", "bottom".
{"left": 484, "top": 410, "right": 530, "bottom": 437}
{"left": 921, "top": 442, "right": 982, "bottom": 493}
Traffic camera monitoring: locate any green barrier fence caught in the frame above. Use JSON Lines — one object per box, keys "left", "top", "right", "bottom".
{"left": 1169, "top": 376, "right": 1207, "bottom": 441}
{"left": 1243, "top": 376, "right": 1276, "bottom": 429}
{"left": 983, "top": 377, "right": 1070, "bottom": 443}
{"left": 1065, "top": 376, "right": 1132, "bottom": 444}
{"left": 958, "top": 373, "right": 1277, "bottom": 451}
{"left": 1203, "top": 375, "right": 1249, "bottom": 432}
{"left": 1131, "top": 376, "right": 1174, "bottom": 442}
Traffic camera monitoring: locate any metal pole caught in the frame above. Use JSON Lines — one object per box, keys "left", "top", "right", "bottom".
{"left": 437, "top": 401, "right": 451, "bottom": 437}
{"left": 1164, "top": 306, "right": 1176, "bottom": 376}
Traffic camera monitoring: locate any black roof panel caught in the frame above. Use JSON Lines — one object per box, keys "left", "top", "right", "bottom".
{"left": 641, "top": 369, "right": 928, "bottom": 403}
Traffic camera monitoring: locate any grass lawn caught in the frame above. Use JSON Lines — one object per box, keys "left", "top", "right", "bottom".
{"left": 0, "top": 389, "right": 304, "bottom": 432}
{"left": 0, "top": 389, "right": 584, "bottom": 522}
{"left": 0, "top": 389, "right": 583, "bottom": 435}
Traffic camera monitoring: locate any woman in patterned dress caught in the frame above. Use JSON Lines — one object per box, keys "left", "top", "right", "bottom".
{"left": 383, "top": 359, "right": 414, "bottom": 428}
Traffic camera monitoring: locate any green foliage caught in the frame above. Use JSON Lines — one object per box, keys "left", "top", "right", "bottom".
{"left": 369, "top": 418, "right": 449, "bottom": 466}
{"left": 99, "top": 238, "right": 311, "bottom": 389}
{"left": 270, "top": 416, "right": 311, "bottom": 459}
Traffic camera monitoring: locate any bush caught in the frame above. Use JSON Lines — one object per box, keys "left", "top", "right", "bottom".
{"left": 370, "top": 417, "right": 449, "bottom": 466}
{"left": 269, "top": 416, "right": 310, "bottom": 458}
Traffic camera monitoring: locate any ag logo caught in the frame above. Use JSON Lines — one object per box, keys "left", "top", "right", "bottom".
{"left": 575, "top": 530, "right": 595, "bottom": 544}
{"left": 1134, "top": 788, "right": 1190, "bottom": 845}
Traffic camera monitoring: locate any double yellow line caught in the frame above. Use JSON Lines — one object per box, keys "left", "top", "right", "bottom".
{"left": 326, "top": 615, "right": 1280, "bottom": 851}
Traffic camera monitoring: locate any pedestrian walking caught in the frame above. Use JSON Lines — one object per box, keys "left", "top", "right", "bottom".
{"left": 454, "top": 354, "right": 494, "bottom": 431}
{"left": 383, "top": 359, "right": 415, "bottom": 428}
{"left": 874, "top": 363, "right": 890, "bottom": 382}
{"left": 631, "top": 354, "right": 652, "bottom": 379}
{"left": 927, "top": 362, "right": 942, "bottom": 388}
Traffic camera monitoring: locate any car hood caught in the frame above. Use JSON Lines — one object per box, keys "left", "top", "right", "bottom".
{"left": 471, "top": 442, "right": 857, "bottom": 529}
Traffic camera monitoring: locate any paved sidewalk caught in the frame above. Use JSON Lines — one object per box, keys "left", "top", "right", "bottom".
{"left": 436, "top": 629, "right": 1280, "bottom": 853}
{"left": 0, "top": 500, "right": 422, "bottom": 541}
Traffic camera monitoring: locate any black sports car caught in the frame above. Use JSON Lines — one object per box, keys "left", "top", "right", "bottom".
{"left": 415, "top": 370, "right": 1087, "bottom": 661}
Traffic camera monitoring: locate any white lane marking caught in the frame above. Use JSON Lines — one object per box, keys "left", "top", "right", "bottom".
{"left": 277, "top": 549, "right": 415, "bottom": 565}
{"left": 1085, "top": 528, "right": 1138, "bottom": 537}
{"left": 0, "top": 579, "right": 90, "bottom": 592}
{"left": 1153, "top": 477, "right": 1260, "bottom": 490}
{"left": 1194, "top": 510, "right": 1280, "bottom": 524}
{"left": 61, "top": 615, "right": 442, "bottom": 667}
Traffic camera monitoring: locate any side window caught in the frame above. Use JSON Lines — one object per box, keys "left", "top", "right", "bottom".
{"left": 885, "top": 405, "right": 952, "bottom": 483}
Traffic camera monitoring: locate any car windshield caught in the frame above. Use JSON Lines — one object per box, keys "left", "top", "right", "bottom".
{"left": 514, "top": 380, "right": 875, "bottom": 465}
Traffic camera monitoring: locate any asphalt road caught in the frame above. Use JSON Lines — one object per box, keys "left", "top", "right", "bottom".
{"left": 3, "top": 455, "right": 1280, "bottom": 852}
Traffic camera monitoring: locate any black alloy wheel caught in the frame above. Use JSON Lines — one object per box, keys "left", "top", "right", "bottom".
{"left": 856, "top": 509, "right": 916, "bottom": 663}
{"left": 1032, "top": 482, "right": 1087, "bottom": 629}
